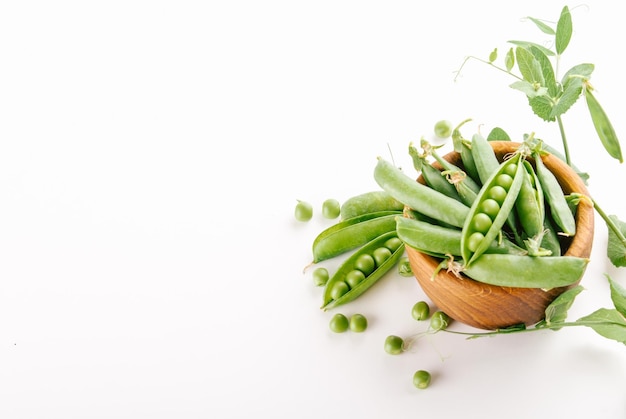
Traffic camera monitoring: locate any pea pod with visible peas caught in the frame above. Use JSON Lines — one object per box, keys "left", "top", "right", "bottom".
{"left": 321, "top": 231, "right": 405, "bottom": 310}
{"left": 533, "top": 152, "right": 576, "bottom": 236}
{"left": 396, "top": 216, "right": 526, "bottom": 258}
{"left": 461, "top": 153, "right": 525, "bottom": 266}
{"left": 311, "top": 210, "right": 401, "bottom": 264}
{"left": 374, "top": 157, "right": 470, "bottom": 228}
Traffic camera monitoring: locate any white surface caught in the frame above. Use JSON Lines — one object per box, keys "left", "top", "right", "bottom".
{"left": 1, "top": 1, "right": 625, "bottom": 418}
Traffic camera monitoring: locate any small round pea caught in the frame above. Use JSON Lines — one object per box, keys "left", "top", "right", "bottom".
{"left": 495, "top": 173, "right": 514, "bottom": 190}
{"left": 330, "top": 280, "right": 350, "bottom": 300}
{"left": 373, "top": 247, "right": 392, "bottom": 267}
{"left": 329, "top": 313, "right": 349, "bottom": 333}
{"left": 384, "top": 236, "right": 403, "bottom": 252}
{"left": 322, "top": 198, "right": 341, "bottom": 219}
{"left": 413, "top": 370, "right": 432, "bottom": 389}
{"left": 294, "top": 200, "right": 313, "bottom": 222}
{"left": 480, "top": 198, "right": 500, "bottom": 219}
{"left": 349, "top": 313, "right": 368, "bottom": 332}
{"left": 345, "top": 269, "right": 366, "bottom": 289}
{"left": 384, "top": 335, "right": 404, "bottom": 355}
{"left": 430, "top": 311, "right": 451, "bottom": 331}
{"left": 411, "top": 301, "right": 430, "bottom": 321}
{"left": 312, "top": 267, "right": 329, "bottom": 287}
{"left": 471, "top": 213, "right": 493, "bottom": 233}
{"left": 434, "top": 120, "right": 453, "bottom": 139}
{"left": 398, "top": 257, "right": 413, "bottom": 277}
{"left": 353, "top": 253, "right": 376, "bottom": 276}
{"left": 467, "top": 231, "right": 485, "bottom": 252}
{"left": 487, "top": 185, "right": 508, "bottom": 204}
{"left": 502, "top": 162, "right": 517, "bottom": 177}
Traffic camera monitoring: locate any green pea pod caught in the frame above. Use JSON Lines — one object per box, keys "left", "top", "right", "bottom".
{"left": 463, "top": 254, "right": 589, "bottom": 289}
{"left": 534, "top": 152, "right": 576, "bottom": 236}
{"left": 541, "top": 214, "right": 562, "bottom": 256}
{"left": 374, "top": 157, "right": 470, "bottom": 228}
{"left": 321, "top": 231, "right": 405, "bottom": 310}
{"left": 340, "top": 191, "right": 404, "bottom": 220}
{"left": 461, "top": 153, "right": 525, "bottom": 266}
{"left": 515, "top": 160, "right": 545, "bottom": 239}
{"left": 312, "top": 211, "right": 401, "bottom": 263}
{"left": 431, "top": 148, "right": 481, "bottom": 195}
{"left": 452, "top": 118, "right": 481, "bottom": 183}
{"left": 585, "top": 88, "right": 623, "bottom": 163}
{"left": 442, "top": 170, "right": 478, "bottom": 207}
{"left": 471, "top": 133, "right": 501, "bottom": 185}
{"left": 396, "top": 216, "right": 526, "bottom": 258}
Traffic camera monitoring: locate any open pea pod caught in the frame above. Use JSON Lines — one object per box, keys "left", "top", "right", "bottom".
{"left": 396, "top": 216, "right": 526, "bottom": 258}
{"left": 321, "top": 231, "right": 405, "bottom": 311}
{"left": 311, "top": 210, "right": 401, "bottom": 263}
{"left": 463, "top": 254, "right": 589, "bottom": 289}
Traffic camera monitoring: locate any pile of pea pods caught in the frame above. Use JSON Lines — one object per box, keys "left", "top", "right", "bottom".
{"left": 308, "top": 191, "right": 409, "bottom": 311}
{"left": 375, "top": 132, "right": 589, "bottom": 289}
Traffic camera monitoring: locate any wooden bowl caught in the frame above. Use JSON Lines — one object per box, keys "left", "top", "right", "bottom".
{"left": 405, "top": 141, "right": 594, "bottom": 330}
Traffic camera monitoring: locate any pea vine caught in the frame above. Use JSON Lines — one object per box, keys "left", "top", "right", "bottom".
{"left": 454, "top": 5, "right": 626, "bottom": 268}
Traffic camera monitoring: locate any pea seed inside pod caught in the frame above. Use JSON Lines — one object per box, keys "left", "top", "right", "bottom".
{"left": 467, "top": 231, "right": 485, "bottom": 252}
{"left": 373, "top": 247, "right": 393, "bottom": 266}
{"left": 471, "top": 213, "right": 493, "bottom": 233}
{"left": 330, "top": 281, "right": 350, "bottom": 300}
{"left": 353, "top": 253, "right": 376, "bottom": 276}
{"left": 480, "top": 199, "right": 500, "bottom": 219}
{"left": 487, "top": 185, "right": 508, "bottom": 204}
{"left": 495, "top": 173, "right": 514, "bottom": 190}
{"left": 384, "top": 237, "right": 403, "bottom": 252}
{"left": 345, "top": 269, "right": 366, "bottom": 288}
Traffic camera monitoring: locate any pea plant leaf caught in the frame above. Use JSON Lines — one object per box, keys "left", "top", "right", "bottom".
{"left": 525, "top": 16, "right": 555, "bottom": 35}
{"left": 486, "top": 127, "right": 510, "bottom": 141}
{"left": 608, "top": 275, "right": 626, "bottom": 317}
{"left": 528, "top": 95, "right": 554, "bottom": 121}
{"left": 607, "top": 215, "right": 626, "bottom": 267}
{"left": 529, "top": 45, "right": 557, "bottom": 97}
{"left": 515, "top": 46, "right": 545, "bottom": 85}
{"left": 561, "top": 63, "right": 594, "bottom": 90}
{"left": 505, "top": 47, "right": 515, "bottom": 72}
{"left": 508, "top": 40, "right": 555, "bottom": 57}
{"left": 510, "top": 81, "right": 548, "bottom": 99}
{"left": 577, "top": 308, "right": 626, "bottom": 345}
{"left": 585, "top": 89, "right": 624, "bottom": 163}
{"left": 544, "top": 285, "right": 584, "bottom": 329}
{"left": 555, "top": 6, "right": 573, "bottom": 55}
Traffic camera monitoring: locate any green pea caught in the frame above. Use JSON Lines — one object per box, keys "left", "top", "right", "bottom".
{"left": 312, "top": 267, "right": 330, "bottom": 287}
{"left": 349, "top": 314, "right": 368, "bottom": 332}
{"left": 384, "top": 236, "right": 403, "bottom": 252}
{"left": 411, "top": 301, "right": 430, "bottom": 321}
{"left": 330, "top": 281, "right": 350, "bottom": 300}
{"left": 373, "top": 247, "right": 393, "bottom": 266}
{"left": 502, "top": 162, "right": 517, "bottom": 177}
{"left": 294, "top": 200, "right": 313, "bottom": 222}
{"left": 329, "top": 313, "right": 349, "bottom": 333}
{"left": 467, "top": 231, "right": 485, "bottom": 252}
{"left": 353, "top": 253, "right": 376, "bottom": 276}
{"left": 471, "top": 213, "right": 493, "bottom": 233}
{"left": 487, "top": 185, "right": 508, "bottom": 204}
{"left": 398, "top": 257, "right": 413, "bottom": 277}
{"left": 434, "top": 120, "right": 453, "bottom": 139}
{"left": 480, "top": 199, "right": 500, "bottom": 219}
{"left": 430, "top": 311, "right": 450, "bottom": 331}
{"left": 495, "top": 173, "right": 514, "bottom": 190}
{"left": 345, "top": 269, "right": 366, "bottom": 289}
{"left": 413, "top": 370, "right": 432, "bottom": 389}
{"left": 322, "top": 198, "right": 341, "bottom": 219}
{"left": 384, "top": 335, "right": 404, "bottom": 355}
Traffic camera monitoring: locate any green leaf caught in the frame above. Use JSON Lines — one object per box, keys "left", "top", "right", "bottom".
{"left": 608, "top": 275, "right": 626, "bottom": 317}
{"left": 528, "top": 95, "right": 555, "bottom": 121}
{"left": 577, "top": 308, "right": 626, "bottom": 345}
{"left": 489, "top": 48, "right": 498, "bottom": 63}
{"left": 510, "top": 80, "right": 548, "bottom": 98}
{"left": 508, "top": 40, "right": 555, "bottom": 57}
{"left": 562, "top": 63, "right": 594, "bottom": 92}
{"left": 607, "top": 215, "right": 626, "bottom": 267}
{"left": 515, "top": 47, "right": 544, "bottom": 86}
{"left": 526, "top": 16, "right": 556, "bottom": 35}
{"left": 555, "top": 6, "right": 573, "bottom": 55}
{"left": 585, "top": 89, "right": 623, "bottom": 163}
{"left": 529, "top": 45, "right": 557, "bottom": 97}
{"left": 504, "top": 47, "right": 515, "bottom": 72}
{"left": 550, "top": 83, "right": 581, "bottom": 119}
{"left": 544, "top": 286, "right": 584, "bottom": 329}
{"left": 486, "top": 127, "right": 510, "bottom": 141}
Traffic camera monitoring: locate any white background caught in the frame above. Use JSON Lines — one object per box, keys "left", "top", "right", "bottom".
{"left": 1, "top": 1, "right": 625, "bottom": 418}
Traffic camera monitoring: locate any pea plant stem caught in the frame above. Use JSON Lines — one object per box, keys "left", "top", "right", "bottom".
{"left": 453, "top": 56, "right": 523, "bottom": 83}
{"left": 440, "top": 319, "right": 626, "bottom": 339}
{"left": 592, "top": 197, "right": 626, "bottom": 249}
{"left": 556, "top": 115, "right": 572, "bottom": 166}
